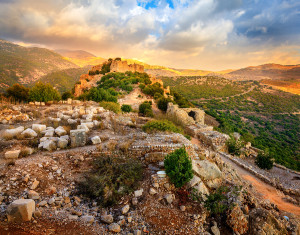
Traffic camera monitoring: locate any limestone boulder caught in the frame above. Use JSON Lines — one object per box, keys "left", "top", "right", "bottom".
{"left": 7, "top": 199, "right": 35, "bottom": 222}
{"left": 70, "top": 129, "right": 86, "bottom": 148}
{"left": 40, "top": 139, "right": 57, "bottom": 151}
{"left": 22, "top": 128, "right": 37, "bottom": 138}
{"left": 3, "top": 126, "right": 24, "bottom": 139}
{"left": 55, "top": 126, "right": 67, "bottom": 136}
{"left": 5, "top": 150, "right": 21, "bottom": 159}
{"left": 57, "top": 137, "right": 68, "bottom": 149}
{"left": 188, "top": 175, "right": 202, "bottom": 188}
{"left": 77, "top": 124, "right": 89, "bottom": 132}
{"left": 192, "top": 160, "right": 222, "bottom": 180}
{"left": 44, "top": 129, "right": 54, "bottom": 137}
{"left": 67, "top": 119, "right": 77, "bottom": 125}
{"left": 193, "top": 182, "right": 210, "bottom": 197}
{"left": 91, "top": 136, "right": 101, "bottom": 145}
{"left": 32, "top": 124, "right": 46, "bottom": 133}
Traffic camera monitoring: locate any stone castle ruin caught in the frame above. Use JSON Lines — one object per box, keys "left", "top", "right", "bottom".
{"left": 74, "top": 60, "right": 144, "bottom": 97}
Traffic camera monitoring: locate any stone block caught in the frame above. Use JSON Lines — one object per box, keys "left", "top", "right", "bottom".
{"left": 7, "top": 199, "right": 35, "bottom": 222}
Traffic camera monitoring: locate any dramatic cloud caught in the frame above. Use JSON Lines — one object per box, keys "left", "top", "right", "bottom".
{"left": 0, "top": 0, "right": 299, "bottom": 70}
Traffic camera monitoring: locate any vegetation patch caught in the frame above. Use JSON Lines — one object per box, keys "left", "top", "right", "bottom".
{"left": 139, "top": 101, "right": 153, "bottom": 117}
{"left": 78, "top": 156, "right": 143, "bottom": 207}
{"left": 164, "top": 147, "right": 193, "bottom": 188}
{"left": 142, "top": 120, "right": 183, "bottom": 134}
{"left": 99, "top": 101, "right": 121, "bottom": 114}
{"left": 255, "top": 152, "right": 274, "bottom": 170}
{"left": 121, "top": 104, "right": 132, "bottom": 113}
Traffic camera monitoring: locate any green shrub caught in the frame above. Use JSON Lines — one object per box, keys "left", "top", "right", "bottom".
{"left": 164, "top": 147, "right": 193, "bottom": 188}
{"left": 157, "top": 97, "right": 172, "bottom": 111}
{"left": 121, "top": 104, "right": 132, "bottom": 113}
{"left": 142, "top": 120, "right": 183, "bottom": 133}
{"left": 99, "top": 101, "right": 121, "bottom": 114}
{"left": 142, "top": 82, "right": 164, "bottom": 97}
{"left": 227, "top": 136, "right": 244, "bottom": 155}
{"left": 29, "top": 82, "right": 61, "bottom": 102}
{"left": 204, "top": 186, "right": 229, "bottom": 216}
{"left": 88, "top": 70, "right": 96, "bottom": 76}
{"left": 6, "top": 83, "right": 29, "bottom": 102}
{"left": 139, "top": 101, "right": 153, "bottom": 117}
{"left": 62, "top": 91, "right": 73, "bottom": 100}
{"left": 78, "top": 156, "right": 143, "bottom": 207}
{"left": 255, "top": 152, "right": 273, "bottom": 170}
{"left": 88, "top": 87, "right": 117, "bottom": 103}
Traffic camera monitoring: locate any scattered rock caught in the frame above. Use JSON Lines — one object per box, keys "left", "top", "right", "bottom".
{"left": 149, "top": 188, "right": 157, "bottom": 195}
{"left": 57, "top": 137, "right": 68, "bottom": 149}
{"left": 5, "top": 150, "right": 21, "bottom": 159}
{"left": 32, "top": 124, "right": 46, "bottom": 133}
{"left": 28, "top": 190, "right": 40, "bottom": 200}
{"left": 91, "top": 136, "right": 101, "bottom": 145}
{"left": 134, "top": 189, "right": 143, "bottom": 198}
{"left": 81, "top": 215, "right": 94, "bottom": 224}
{"left": 3, "top": 126, "right": 24, "bottom": 139}
{"left": 7, "top": 199, "right": 35, "bottom": 222}
{"left": 227, "top": 206, "right": 248, "bottom": 235}
{"left": 193, "top": 160, "right": 222, "bottom": 180}
{"left": 30, "top": 180, "right": 39, "bottom": 190}
{"left": 108, "top": 223, "right": 121, "bottom": 233}
{"left": 22, "top": 128, "right": 38, "bottom": 138}
{"left": 55, "top": 126, "right": 67, "bottom": 136}
{"left": 211, "top": 221, "right": 220, "bottom": 235}
{"left": 165, "top": 194, "right": 174, "bottom": 204}
{"left": 101, "top": 214, "right": 114, "bottom": 224}
{"left": 70, "top": 129, "right": 87, "bottom": 148}
{"left": 121, "top": 204, "right": 130, "bottom": 214}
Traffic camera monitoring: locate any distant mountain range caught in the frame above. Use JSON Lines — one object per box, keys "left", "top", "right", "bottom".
{"left": 0, "top": 39, "right": 299, "bottom": 94}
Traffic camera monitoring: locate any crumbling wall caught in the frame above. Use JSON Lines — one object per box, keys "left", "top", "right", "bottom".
{"left": 74, "top": 74, "right": 103, "bottom": 97}
{"left": 166, "top": 103, "right": 205, "bottom": 127}
{"left": 110, "top": 60, "right": 144, "bottom": 73}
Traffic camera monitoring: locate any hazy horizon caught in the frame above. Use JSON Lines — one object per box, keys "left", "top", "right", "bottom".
{"left": 1, "top": 0, "right": 300, "bottom": 70}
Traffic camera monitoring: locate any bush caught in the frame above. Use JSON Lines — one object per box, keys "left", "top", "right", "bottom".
{"left": 204, "top": 186, "right": 229, "bottom": 216}
{"left": 6, "top": 84, "right": 29, "bottom": 102}
{"left": 78, "top": 156, "right": 143, "bottom": 207}
{"left": 62, "top": 91, "right": 73, "bottom": 100}
{"left": 157, "top": 97, "right": 172, "bottom": 112}
{"left": 89, "top": 70, "right": 96, "bottom": 76}
{"left": 142, "top": 82, "right": 164, "bottom": 97}
{"left": 164, "top": 147, "right": 193, "bottom": 188}
{"left": 88, "top": 87, "right": 117, "bottom": 103}
{"left": 142, "top": 120, "right": 183, "bottom": 133}
{"left": 29, "top": 82, "right": 61, "bottom": 102}
{"left": 99, "top": 101, "right": 121, "bottom": 114}
{"left": 121, "top": 104, "right": 132, "bottom": 113}
{"left": 255, "top": 152, "right": 273, "bottom": 170}
{"left": 139, "top": 101, "right": 153, "bottom": 117}
{"left": 227, "top": 136, "right": 243, "bottom": 155}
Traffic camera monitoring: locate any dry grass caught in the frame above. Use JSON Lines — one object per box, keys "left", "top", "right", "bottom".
{"left": 107, "top": 140, "right": 117, "bottom": 152}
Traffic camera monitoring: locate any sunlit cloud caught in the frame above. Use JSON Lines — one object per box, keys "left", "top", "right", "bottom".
{"left": 0, "top": 0, "right": 299, "bottom": 70}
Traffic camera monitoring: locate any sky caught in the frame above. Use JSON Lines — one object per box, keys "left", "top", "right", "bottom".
{"left": 0, "top": 0, "right": 300, "bottom": 70}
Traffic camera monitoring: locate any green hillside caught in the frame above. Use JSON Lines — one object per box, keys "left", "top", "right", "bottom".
{"left": 37, "top": 67, "right": 89, "bottom": 93}
{"left": 0, "top": 39, "right": 78, "bottom": 91}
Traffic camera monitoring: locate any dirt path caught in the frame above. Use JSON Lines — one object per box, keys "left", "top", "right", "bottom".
{"left": 218, "top": 152, "right": 300, "bottom": 216}
{"left": 191, "top": 138, "right": 300, "bottom": 216}
{"left": 242, "top": 175, "right": 300, "bottom": 216}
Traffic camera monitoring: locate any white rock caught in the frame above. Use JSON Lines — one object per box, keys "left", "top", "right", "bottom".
{"left": 164, "top": 194, "right": 174, "bottom": 204}
{"left": 28, "top": 190, "right": 40, "bottom": 200}
{"left": 32, "top": 124, "right": 46, "bottom": 133}
{"left": 7, "top": 199, "right": 35, "bottom": 222}
{"left": 70, "top": 129, "right": 87, "bottom": 148}
{"left": 188, "top": 175, "right": 202, "bottom": 188}
{"left": 57, "top": 137, "right": 68, "bottom": 149}
{"left": 44, "top": 129, "right": 54, "bottom": 137}
{"left": 42, "top": 139, "right": 57, "bottom": 151}
{"left": 81, "top": 215, "right": 94, "bottom": 224}
{"left": 149, "top": 188, "right": 157, "bottom": 195}
{"left": 55, "top": 126, "right": 67, "bottom": 136}
{"left": 22, "top": 128, "right": 37, "bottom": 138}
{"left": 5, "top": 150, "right": 21, "bottom": 159}
{"left": 3, "top": 126, "right": 24, "bottom": 139}
{"left": 134, "top": 189, "right": 143, "bottom": 198}
{"left": 121, "top": 204, "right": 130, "bottom": 214}
{"left": 67, "top": 119, "right": 77, "bottom": 125}
{"left": 91, "top": 136, "right": 101, "bottom": 145}
{"left": 193, "top": 182, "right": 210, "bottom": 198}
{"left": 101, "top": 214, "right": 113, "bottom": 224}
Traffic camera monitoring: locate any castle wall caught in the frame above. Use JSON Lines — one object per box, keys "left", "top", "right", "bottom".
{"left": 110, "top": 60, "right": 144, "bottom": 73}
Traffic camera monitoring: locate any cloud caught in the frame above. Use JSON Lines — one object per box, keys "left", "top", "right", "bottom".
{"left": 0, "top": 0, "right": 299, "bottom": 70}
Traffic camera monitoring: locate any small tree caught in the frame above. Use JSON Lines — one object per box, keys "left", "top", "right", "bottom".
{"left": 121, "top": 104, "right": 132, "bottom": 113}
{"left": 139, "top": 101, "right": 153, "bottom": 117}
{"left": 29, "top": 82, "right": 61, "bottom": 102}
{"left": 164, "top": 147, "right": 193, "bottom": 188}
{"left": 6, "top": 84, "right": 29, "bottom": 102}
{"left": 157, "top": 97, "right": 172, "bottom": 112}
{"left": 62, "top": 91, "right": 73, "bottom": 100}
{"left": 255, "top": 151, "right": 273, "bottom": 170}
